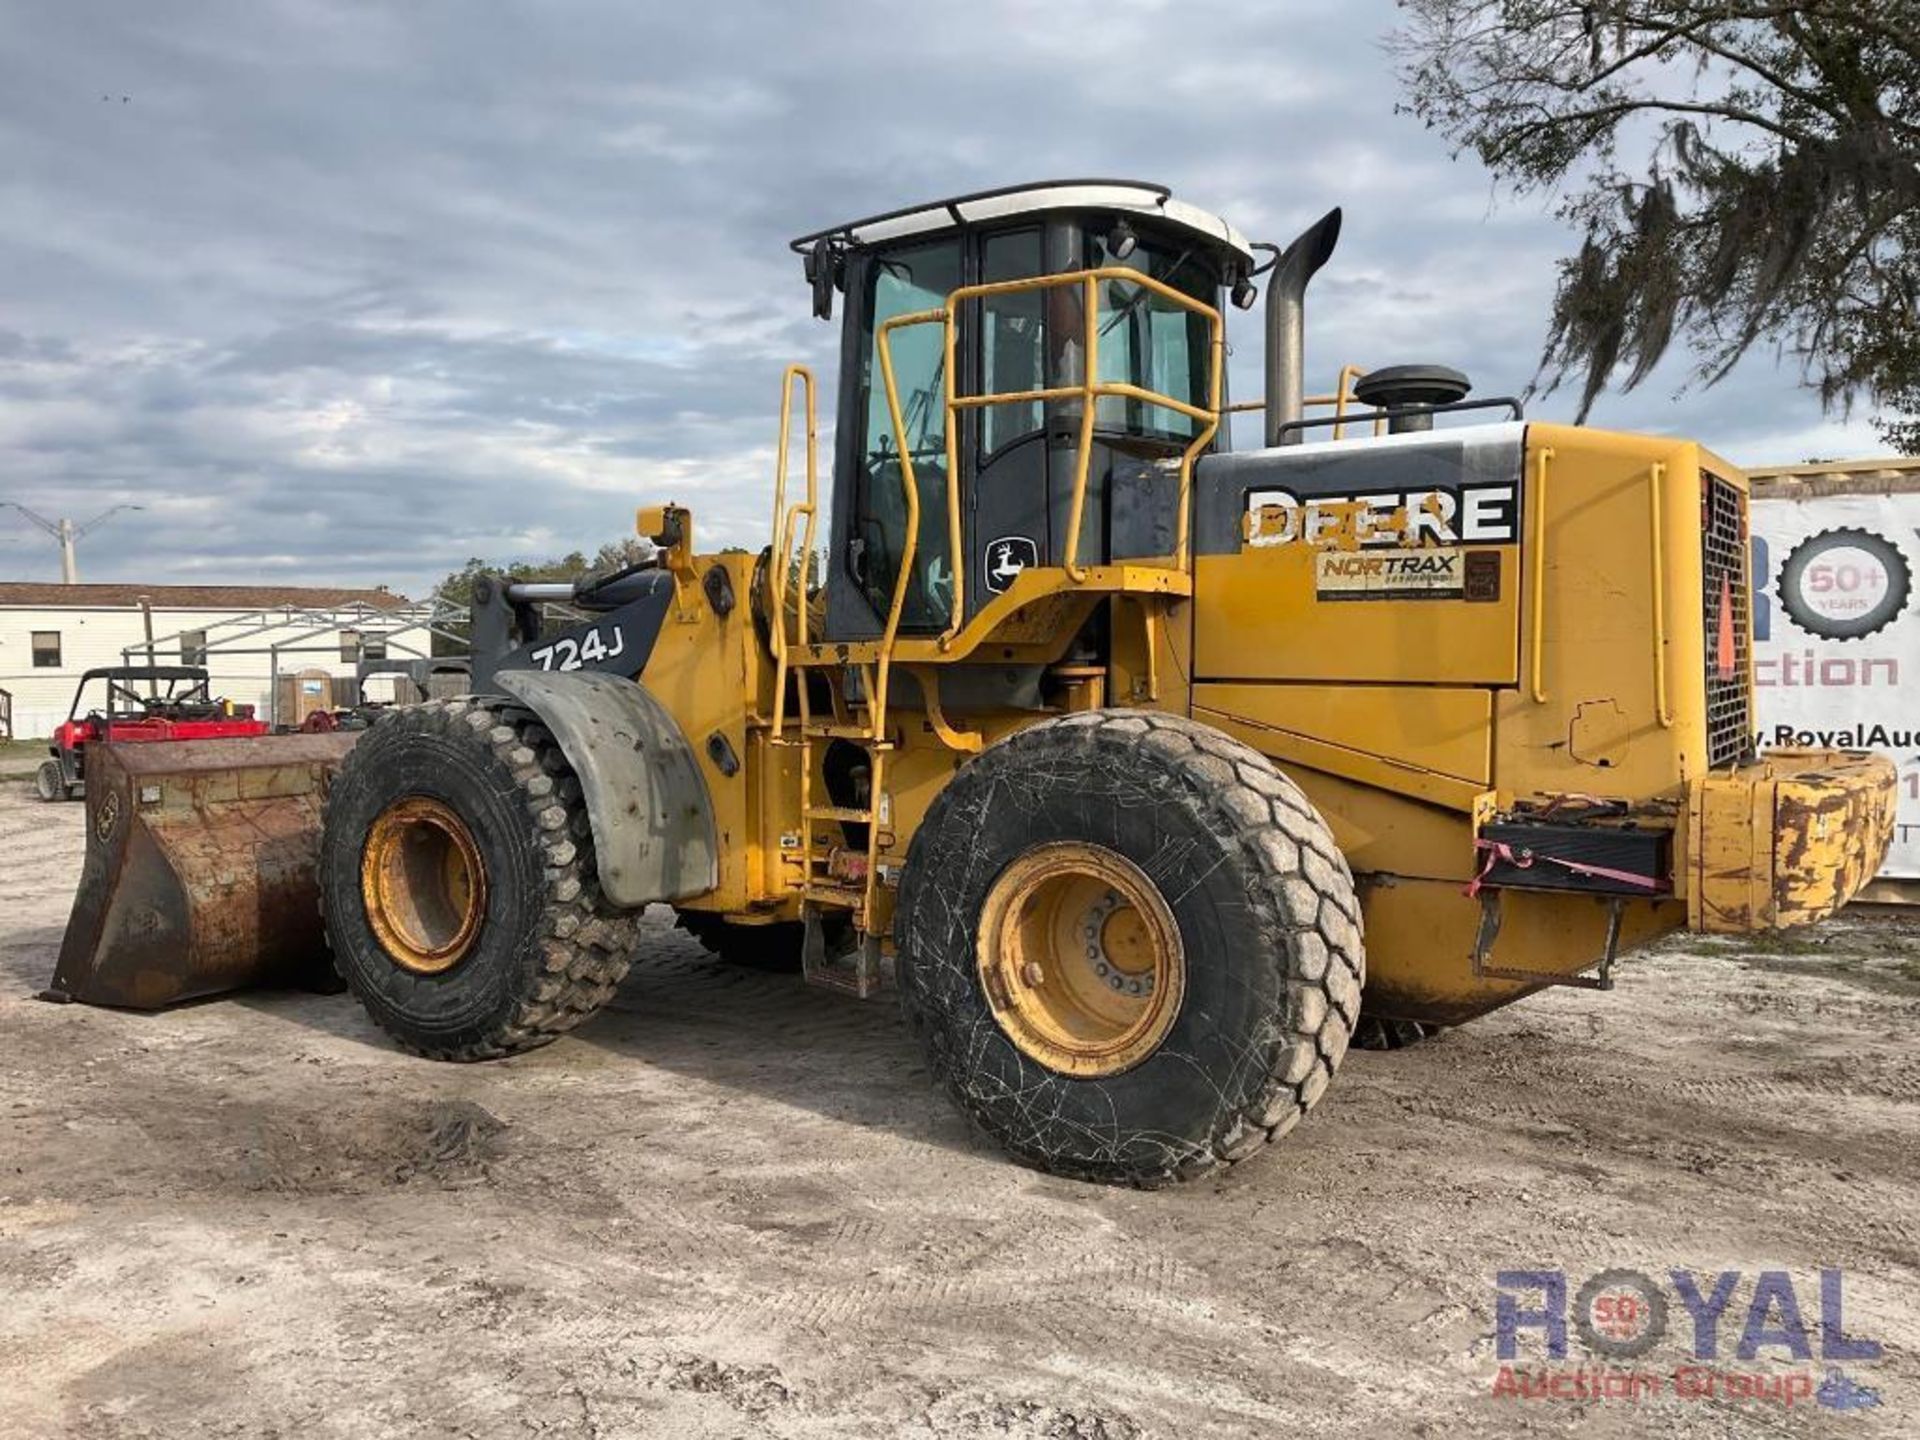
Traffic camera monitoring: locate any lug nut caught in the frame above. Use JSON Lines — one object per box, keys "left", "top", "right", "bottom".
{"left": 1022, "top": 961, "right": 1045, "bottom": 987}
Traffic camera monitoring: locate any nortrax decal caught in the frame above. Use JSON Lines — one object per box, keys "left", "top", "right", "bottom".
{"left": 1318, "top": 549, "right": 1463, "bottom": 600}
{"left": 1243, "top": 481, "right": 1520, "bottom": 549}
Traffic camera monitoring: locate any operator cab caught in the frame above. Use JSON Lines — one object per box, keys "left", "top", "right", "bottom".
{"left": 792, "top": 180, "right": 1255, "bottom": 641}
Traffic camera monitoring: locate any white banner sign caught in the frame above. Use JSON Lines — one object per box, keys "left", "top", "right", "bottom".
{"left": 1752, "top": 491, "right": 1920, "bottom": 878}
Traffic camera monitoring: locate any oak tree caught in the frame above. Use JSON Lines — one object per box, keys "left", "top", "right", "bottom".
{"left": 1394, "top": 1, "right": 1920, "bottom": 449}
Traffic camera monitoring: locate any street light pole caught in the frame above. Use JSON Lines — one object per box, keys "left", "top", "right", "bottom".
{"left": 1, "top": 502, "right": 144, "bottom": 582}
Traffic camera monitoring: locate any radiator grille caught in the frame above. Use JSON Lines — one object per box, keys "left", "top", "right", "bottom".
{"left": 1702, "top": 472, "right": 1753, "bottom": 768}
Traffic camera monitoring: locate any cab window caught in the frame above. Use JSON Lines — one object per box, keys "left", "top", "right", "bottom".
{"left": 1090, "top": 229, "right": 1216, "bottom": 441}
{"left": 977, "top": 229, "right": 1045, "bottom": 455}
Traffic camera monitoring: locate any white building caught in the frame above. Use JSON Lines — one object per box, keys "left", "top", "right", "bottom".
{"left": 0, "top": 582, "right": 435, "bottom": 737}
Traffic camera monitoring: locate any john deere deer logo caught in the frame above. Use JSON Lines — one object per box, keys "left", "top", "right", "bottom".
{"left": 984, "top": 536, "right": 1038, "bottom": 594}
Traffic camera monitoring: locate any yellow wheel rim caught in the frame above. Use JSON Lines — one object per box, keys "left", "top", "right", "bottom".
{"left": 361, "top": 796, "right": 487, "bottom": 975}
{"left": 976, "top": 842, "right": 1185, "bottom": 1077}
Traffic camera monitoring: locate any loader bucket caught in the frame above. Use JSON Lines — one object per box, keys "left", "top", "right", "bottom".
{"left": 45, "top": 733, "right": 360, "bottom": 1009}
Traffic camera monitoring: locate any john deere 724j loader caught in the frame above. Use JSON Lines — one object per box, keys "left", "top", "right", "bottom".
{"left": 54, "top": 181, "right": 1895, "bottom": 1185}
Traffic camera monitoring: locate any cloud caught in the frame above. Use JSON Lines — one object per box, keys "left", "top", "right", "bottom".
{"left": 0, "top": 0, "right": 1890, "bottom": 593}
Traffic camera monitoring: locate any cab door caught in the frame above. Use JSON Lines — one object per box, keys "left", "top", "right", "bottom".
{"left": 822, "top": 236, "right": 962, "bottom": 641}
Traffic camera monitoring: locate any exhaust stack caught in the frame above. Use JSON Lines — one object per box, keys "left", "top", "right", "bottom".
{"left": 1263, "top": 207, "right": 1343, "bottom": 447}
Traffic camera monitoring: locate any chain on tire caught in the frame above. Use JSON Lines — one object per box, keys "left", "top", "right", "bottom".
{"left": 895, "top": 709, "right": 1363, "bottom": 1186}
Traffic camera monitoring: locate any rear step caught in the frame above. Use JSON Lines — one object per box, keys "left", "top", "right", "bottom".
{"left": 801, "top": 905, "right": 885, "bottom": 999}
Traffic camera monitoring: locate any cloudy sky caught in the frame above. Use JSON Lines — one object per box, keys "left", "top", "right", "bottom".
{"left": 0, "top": 0, "right": 1889, "bottom": 597}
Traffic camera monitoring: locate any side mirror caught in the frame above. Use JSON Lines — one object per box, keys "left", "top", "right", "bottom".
{"left": 804, "top": 238, "right": 840, "bottom": 321}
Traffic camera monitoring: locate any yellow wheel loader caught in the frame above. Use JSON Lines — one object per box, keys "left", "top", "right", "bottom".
{"left": 50, "top": 180, "right": 1895, "bottom": 1186}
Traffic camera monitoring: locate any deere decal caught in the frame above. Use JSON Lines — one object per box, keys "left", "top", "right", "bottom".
{"left": 1243, "top": 481, "right": 1518, "bottom": 601}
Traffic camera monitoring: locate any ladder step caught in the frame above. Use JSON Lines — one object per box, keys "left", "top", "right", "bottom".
{"left": 805, "top": 805, "right": 873, "bottom": 824}
{"left": 805, "top": 723, "right": 885, "bottom": 741}
{"left": 802, "top": 883, "right": 867, "bottom": 910}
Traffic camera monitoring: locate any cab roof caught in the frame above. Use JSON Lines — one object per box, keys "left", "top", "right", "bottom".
{"left": 790, "top": 178, "right": 1256, "bottom": 265}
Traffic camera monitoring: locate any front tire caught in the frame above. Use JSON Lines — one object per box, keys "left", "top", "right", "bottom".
{"left": 895, "top": 710, "right": 1363, "bottom": 1186}
{"left": 320, "top": 697, "right": 639, "bottom": 1060}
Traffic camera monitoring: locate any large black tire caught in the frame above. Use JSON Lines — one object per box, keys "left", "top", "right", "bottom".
{"left": 320, "top": 696, "right": 640, "bottom": 1060}
{"left": 895, "top": 710, "right": 1363, "bottom": 1186}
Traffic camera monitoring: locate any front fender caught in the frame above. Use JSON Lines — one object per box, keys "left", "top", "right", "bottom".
{"left": 492, "top": 669, "right": 718, "bottom": 908}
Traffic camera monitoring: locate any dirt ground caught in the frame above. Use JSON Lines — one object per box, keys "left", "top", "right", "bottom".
{"left": 0, "top": 778, "right": 1915, "bottom": 1438}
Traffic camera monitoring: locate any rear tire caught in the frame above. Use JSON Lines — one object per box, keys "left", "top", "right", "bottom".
{"left": 34, "top": 760, "right": 67, "bottom": 803}
{"left": 895, "top": 710, "right": 1362, "bottom": 1186}
{"left": 320, "top": 696, "right": 639, "bottom": 1060}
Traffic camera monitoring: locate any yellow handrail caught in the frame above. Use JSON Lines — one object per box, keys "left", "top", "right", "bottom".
{"left": 859, "top": 314, "right": 940, "bottom": 929}
{"left": 1222, "top": 364, "right": 1379, "bottom": 438}
{"left": 1529, "top": 445, "right": 1554, "bottom": 704}
{"left": 1063, "top": 270, "right": 1102, "bottom": 583}
{"left": 948, "top": 266, "right": 1222, "bottom": 581}
{"left": 1648, "top": 461, "right": 1672, "bottom": 727}
{"left": 767, "top": 364, "right": 818, "bottom": 739}
{"left": 873, "top": 310, "right": 938, "bottom": 742}
{"left": 939, "top": 303, "right": 966, "bottom": 648}
{"left": 1332, "top": 362, "right": 1374, "bottom": 440}
{"left": 872, "top": 266, "right": 1222, "bottom": 613}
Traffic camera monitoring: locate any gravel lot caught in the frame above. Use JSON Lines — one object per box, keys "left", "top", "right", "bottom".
{"left": 1, "top": 776, "right": 1915, "bottom": 1437}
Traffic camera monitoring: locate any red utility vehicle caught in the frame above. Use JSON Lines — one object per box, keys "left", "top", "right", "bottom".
{"left": 35, "top": 665, "right": 269, "bottom": 802}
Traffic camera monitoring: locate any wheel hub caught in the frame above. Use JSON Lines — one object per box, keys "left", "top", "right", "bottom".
{"left": 361, "top": 795, "right": 487, "bottom": 975}
{"left": 976, "top": 842, "right": 1185, "bottom": 1077}
{"left": 1081, "top": 889, "right": 1157, "bottom": 999}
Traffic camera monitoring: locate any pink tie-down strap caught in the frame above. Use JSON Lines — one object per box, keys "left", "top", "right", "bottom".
{"left": 1465, "top": 838, "right": 1667, "bottom": 899}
